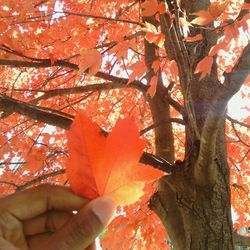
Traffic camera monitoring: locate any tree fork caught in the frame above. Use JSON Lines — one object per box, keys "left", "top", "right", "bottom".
{"left": 147, "top": 0, "right": 249, "bottom": 248}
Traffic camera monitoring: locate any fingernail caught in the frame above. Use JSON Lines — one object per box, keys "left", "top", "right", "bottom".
{"left": 91, "top": 196, "right": 116, "bottom": 225}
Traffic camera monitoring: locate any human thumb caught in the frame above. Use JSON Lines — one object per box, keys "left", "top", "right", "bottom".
{"left": 38, "top": 196, "right": 116, "bottom": 250}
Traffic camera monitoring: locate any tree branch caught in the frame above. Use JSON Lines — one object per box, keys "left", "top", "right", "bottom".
{"left": 16, "top": 169, "right": 66, "bottom": 191}
{"left": 0, "top": 58, "right": 79, "bottom": 69}
{"left": 159, "top": 3, "right": 200, "bottom": 140}
{"left": 0, "top": 58, "right": 147, "bottom": 92}
{"left": 0, "top": 181, "right": 19, "bottom": 188}
{"left": 0, "top": 95, "right": 173, "bottom": 173}
{"left": 0, "top": 94, "right": 73, "bottom": 129}
{"left": 231, "top": 121, "right": 250, "bottom": 147}
{"left": 140, "top": 118, "right": 185, "bottom": 135}
{"left": 0, "top": 58, "right": 184, "bottom": 117}
{"left": 194, "top": 43, "right": 250, "bottom": 186}
{"left": 227, "top": 115, "right": 250, "bottom": 128}
{"left": 31, "top": 82, "right": 146, "bottom": 104}
{"left": 0, "top": 169, "right": 66, "bottom": 191}
{"left": 55, "top": 11, "right": 143, "bottom": 27}
{"left": 165, "top": 94, "right": 186, "bottom": 117}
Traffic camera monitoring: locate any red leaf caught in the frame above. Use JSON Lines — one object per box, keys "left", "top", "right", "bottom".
{"left": 169, "top": 60, "right": 179, "bottom": 80}
{"left": 23, "top": 148, "right": 46, "bottom": 172}
{"left": 49, "top": 53, "right": 56, "bottom": 65}
{"left": 141, "top": 0, "right": 158, "bottom": 17}
{"left": 66, "top": 110, "right": 163, "bottom": 205}
{"left": 157, "top": 2, "right": 167, "bottom": 14}
{"left": 147, "top": 75, "right": 158, "bottom": 98}
{"left": 208, "top": 42, "right": 227, "bottom": 56}
{"left": 208, "top": 1, "right": 228, "bottom": 18}
{"left": 79, "top": 49, "right": 102, "bottom": 75}
{"left": 66, "top": 111, "right": 105, "bottom": 199}
{"left": 183, "top": 34, "right": 203, "bottom": 42}
{"left": 143, "top": 22, "right": 165, "bottom": 48}
{"left": 242, "top": 3, "right": 250, "bottom": 9}
{"left": 244, "top": 74, "right": 250, "bottom": 84}
{"left": 194, "top": 56, "right": 213, "bottom": 80}
{"left": 128, "top": 61, "right": 148, "bottom": 84}
{"left": 191, "top": 10, "right": 215, "bottom": 25}
{"left": 152, "top": 60, "right": 160, "bottom": 73}
{"left": 191, "top": 1, "right": 228, "bottom": 25}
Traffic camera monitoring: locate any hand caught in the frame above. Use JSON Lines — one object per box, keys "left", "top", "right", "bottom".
{"left": 0, "top": 184, "right": 116, "bottom": 250}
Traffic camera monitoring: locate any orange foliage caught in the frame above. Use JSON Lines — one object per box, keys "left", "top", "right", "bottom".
{"left": 191, "top": 1, "right": 229, "bottom": 25}
{"left": 194, "top": 56, "right": 214, "bottom": 80}
{"left": 0, "top": 0, "right": 249, "bottom": 248}
{"left": 79, "top": 49, "right": 102, "bottom": 75}
{"left": 141, "top": 0, "right": 158, "bottom": 17}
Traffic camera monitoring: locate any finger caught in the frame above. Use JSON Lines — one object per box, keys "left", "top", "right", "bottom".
{"left": 0, "top": 184, "right": 87, "bottom": 221}
{"left": 27, "top": 232, "right": 52, "bottom": 248}
{"left": 23, "top": 211, "right": 72, "bottom": 236}
{"left": 0, "top": 211, "right": 28, "bottom": 249}
{"left": 0, "top": 237, "right": 19, "bottom": 250}
{"left": 28, "top": 234, "right": 96, "bottom": 250}
{"left": 37, "top": 196, "right": 116, "bottom": 250}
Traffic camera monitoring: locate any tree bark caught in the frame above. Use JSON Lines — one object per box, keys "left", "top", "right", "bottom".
{"left": 149, "top": 0, "right": 250, "bottom": 249}
{"left": 149, "top": 74, "right": 234, "bottom": 250}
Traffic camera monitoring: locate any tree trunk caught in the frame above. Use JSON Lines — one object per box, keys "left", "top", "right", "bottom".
{"left": 148, "top": 0, "right": 237, "bottom": 248}
{"left": 148, "top": 69, "right": 234, "bottom": 248}
{"left": 150, "top": 172, "right": 233, "bottom": 249}
{"left": 149, "top": 81, "right": 234, "bottom": 249}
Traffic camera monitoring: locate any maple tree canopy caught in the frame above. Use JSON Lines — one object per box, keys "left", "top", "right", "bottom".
{"left": 0, "top": 0, "right": 249, "bottom": 249}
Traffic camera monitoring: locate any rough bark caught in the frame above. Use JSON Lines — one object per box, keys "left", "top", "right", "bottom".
{"left": 149, "top": 1, "right": 250, "bottom": 249}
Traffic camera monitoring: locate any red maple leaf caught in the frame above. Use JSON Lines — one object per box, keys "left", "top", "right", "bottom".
{"left": 191, "top": 1, "right": 229, "bottom": 25}
{"left": 127, "top": 61, "right": 148, "bottom": 84}
{"left": 147, "top": 75, "right": 158, "bottom": 98}
{"left": 183, "top": 34, "right": 203, "bottom": 42}
{"left": 79, "top": 49, "right": 102, "bottom": 75}
{"left": 194, "top": 56, "right": 214, "bottom": 80}
{"left": 66, "top": 110, "right": 163, "bottom": 206}
{"left": 141, "top": 0, "right": 158, "bottom": 17}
